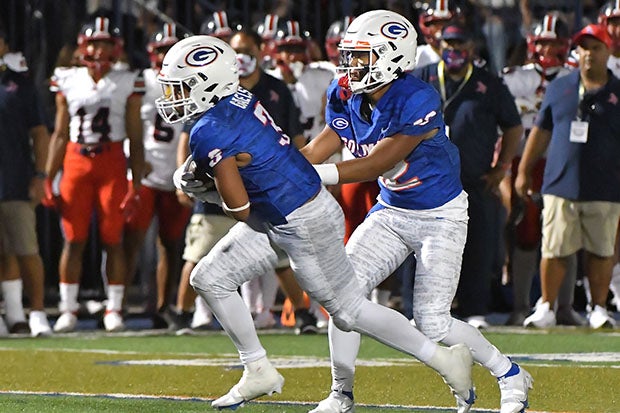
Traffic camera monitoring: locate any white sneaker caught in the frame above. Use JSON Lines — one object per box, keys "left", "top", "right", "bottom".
{"left": 430, "top": 344, "right": 476, "bottom": 412}
{"left": 254, "top": 311, "right": 276, "bottom": 329}
{"left": 191, "top": 297, "right": 212, "bottom": 329}
{"left": 103, "top": 311, "right": 125, "bottom": 332}
{"left": 211, "top": 357, "right": 284, "bottom": 409}
{"left": 588, "top": 305, "right": 616, "bottom": 329}
{"left": 523, "top": 301, "right": 556, "bottom": 328}
{"left": 308, "top": 391, "right": 354, "bottom": 413}
{"left": 0, "top": 316, "right": 8, "bottom": 337}
{"left": 29, "top": 311, "right": 52, "bottom": 337}
{"left": 466, "top": 315, "right": 489, "bottom": 329}
{"left": 53, "top": 312, "right": 77, "bottom": 333}
{"left": 498, "top": 363, "right": 534, "bottom": 413}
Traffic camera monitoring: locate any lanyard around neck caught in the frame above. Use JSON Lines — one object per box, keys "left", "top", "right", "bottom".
{"left": 438, "top": 60, "right": 473, "bottom": 110}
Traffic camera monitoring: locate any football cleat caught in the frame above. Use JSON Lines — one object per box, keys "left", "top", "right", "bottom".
{"left": 430, "top": 344, "right": 476, "bottom": 412}
{"left": 212, "top": 357, "right": 284, "bottom": 410}
{"left": 103, "top": 311, "right": 125, "bottom": 332}
{"left": 53, "top": 312, "right": 78, "bottom": 333}
{"left": 588, "top": 305, "right": 616, "bottom": 329}
{"left": 29, "top": 311, "right": 52, "bottom": 337}
{"left": 308, "top": 391, "right": 354, "bottom": 413}
{"left": 498, "top": 362, "right": 533, "bottom": 413}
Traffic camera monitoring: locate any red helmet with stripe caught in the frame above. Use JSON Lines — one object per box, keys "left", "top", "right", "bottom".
{"left": 526, "top": 14, "right": 570, "bottom": 70}
{"left": 599, "top": 0, "right": 620, "bottom": 51}
{"left": 325, "top": 16, "right": 355, "bottom": 65}
{"left": 147, "top": 23, "right": 182, "bottom": 70}
{"left": 77, "top": 16, "right": 123, "bottom": 72}
{"left": 418, "top": 0, "right": 460, "bottom": 49}
{"left": 272, "top": 20, "right": 311, "bottom": 65}
{"left": 201, "top": 11, "right": 234, "bottom": 40}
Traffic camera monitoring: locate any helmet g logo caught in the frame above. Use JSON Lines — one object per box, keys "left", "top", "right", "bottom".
{"left": 185, "top": 46, "right": 219, "bottom": 67}
{"left": 381, "top": 22, "right": 408, "bottom": 39}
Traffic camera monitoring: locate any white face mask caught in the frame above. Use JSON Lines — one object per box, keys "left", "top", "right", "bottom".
{"left": 236, "top": 53, "right": 257, "bottom": 77}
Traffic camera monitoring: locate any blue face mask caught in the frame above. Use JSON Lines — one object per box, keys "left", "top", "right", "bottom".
{"left": 442, "top": 48, "right": 470, "bottom": 72}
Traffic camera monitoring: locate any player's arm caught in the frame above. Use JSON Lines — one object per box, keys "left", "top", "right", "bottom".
{"left": 514, "top": 126, "right": 551, "bottom": 198}
{"left": 175, "top": 131, "right": 194, "bottom": 207}
{"left": 314, "top": 128, "right": 437, "bottom": 185}
{"left": 29, "top": 124, "right": 50, "bottom": 204}
{"left": 482, "top": 123, "right": 523, "bottom": 191}
{"left": 46, "top": 93, "right": 70, "bottom": 179}
{"left": 212, "top": 156, "right": 250, "bottom": 221}
{"left": 300, "top": 125, "right": 342, "bottom": 164}
{"left": 126, "top": 94, "right": 145, "bottom": 190}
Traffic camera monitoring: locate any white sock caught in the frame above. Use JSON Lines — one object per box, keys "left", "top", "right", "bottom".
{"left": 106, "top": 284, "right": 124, "bottom": 312}
{"left": 442, "top": 318, "right": 512, "bottom": 377}
{"left": 59, "top": 282, "right": 80, "bottom": 313}
{"left": 259, "top": 269, "right": 279, "bottom": 313}
{"left": 196, "top": 288, "right": 266, "bottom": 364}
{"left": 353, "top": 299, "right": 437, "bottom": 362}
{"left": 194, "top": 296, "right": 212, "bottom": 318}
{"left": 2, "top": 279, "right": 26, "bottom": 326}
{"left": 327, "top": 318, "right": 360, "bottom": 393}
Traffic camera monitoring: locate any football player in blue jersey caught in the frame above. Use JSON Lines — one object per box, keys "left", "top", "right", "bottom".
{"left": 156, "top": 34, "right": 474, "bottom": 410}
{"left": 301, "top": 10, "right": 533, "bottom": 413}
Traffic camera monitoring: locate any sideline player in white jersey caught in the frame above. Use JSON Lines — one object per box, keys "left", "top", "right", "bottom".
{"left": 501, "top": 14, "right": 583, "bottom": 327}
{"left": 301, "top": 10, "right": 532, "bottom": 413}
{"left": 266, "top": 20, "right": 335, "bottom": 143}
{"left": 45, "top": 17, "right": 145, "bottom": 333}
{"left": 160, "top": 34, "right": 475, "bottom": 411}
{"left": 123, "top": 23, "right": 191, "bottom": 322}
{"left": 415, "top": 0, "right": 460, "bottom": 69}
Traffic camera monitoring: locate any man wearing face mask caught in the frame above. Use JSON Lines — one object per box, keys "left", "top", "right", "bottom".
{"left": 413, "top": 23, "right": 522, "bottom": 329}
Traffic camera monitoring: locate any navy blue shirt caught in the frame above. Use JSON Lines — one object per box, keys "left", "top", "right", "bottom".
{"left": 0, "top": 69, "right": 47, "bottom": 201}
{"left": 413, "top": 63, "right": 521, "bottom": 187}
{"left": 536, "top": 70, "right": 620, "bottom": 202}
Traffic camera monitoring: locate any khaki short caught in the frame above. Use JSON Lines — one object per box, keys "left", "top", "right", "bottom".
{"left": 182, "top": 214, "right": 237, "bottom": 263}
{"left": 541, "top": 195, "right": 620, "bottom": 258}
{"left": 0, "top": 201, "right": 39, "bottom": 255}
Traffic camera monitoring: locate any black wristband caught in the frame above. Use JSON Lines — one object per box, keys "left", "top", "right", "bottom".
{"left": 34, "top": 171, "right": 48, "bottom": 179}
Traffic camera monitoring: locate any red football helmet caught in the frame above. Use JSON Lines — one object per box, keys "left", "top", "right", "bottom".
{"left": 599, "top": 0, "right": 620, "bottom": 51}
{"left": 77, "top": 16, "right": 123, "bottom": 73}
{"left": 147, "top": 23, "right": 181, "bottom": 70}
{"left": 526, "top": 14, "right": 570, "bottom": 71}
{"left": 325, "top": 16, "right": 355, "bottom": 65}
{"left": 418, "top": 0, "right": 460, "bottom": 50}
{"left": 200, "top": 10, "right": 234, "bottom": 40}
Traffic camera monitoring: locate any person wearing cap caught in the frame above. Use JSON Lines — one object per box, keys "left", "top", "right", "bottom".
{"left": 413, "top": 23, "right": 522, "bottom": 329}
{"left": 516, "top": 24, "right": 620, "bottom": 329}
{"left": 0, "top": 28, "right": 53, "bottom": 337}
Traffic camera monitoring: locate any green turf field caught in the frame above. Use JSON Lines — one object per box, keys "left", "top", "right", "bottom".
{"left": 0, "top": 328, "right": 618, "bottom": 412}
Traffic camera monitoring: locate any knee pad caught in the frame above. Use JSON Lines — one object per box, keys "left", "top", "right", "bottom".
{"left": 413, "top": 310, "right": 452, "bottom": 342}
{"left": 331, "top": 312, "right": 355, "bottom": 332}
{"left": 189, "top": 259, "right": 237, "bottom": 298}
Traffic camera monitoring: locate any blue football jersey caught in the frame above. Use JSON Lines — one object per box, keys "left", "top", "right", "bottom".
{"left": 189, "top": 87, "right": 321, "bottom": 225}
{"left": 325, "top": 74, "right": 462, "bottom": 210}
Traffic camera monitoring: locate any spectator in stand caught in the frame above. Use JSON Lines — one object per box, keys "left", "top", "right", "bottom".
{"left": 501, "top": 13, "right": 585, "bottom": 326}
{"left": 0, "top": 29, "right": 53, "bottom": 337}
{"left": 414, "top": 23, "right": 522, "bottom": 329}
{"left": 517, "top": 24, "right": 620, "bottom": 329}
{"left": 122, "top": 23, "right": 191, "bottom": 327}
{"left": 45, "top": 17, "right": 145, "bottom": 333}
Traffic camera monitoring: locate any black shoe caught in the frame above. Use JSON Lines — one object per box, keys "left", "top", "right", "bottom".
{"left": 9, "top": 321, "right": 31, "bottom": 334}
{"left": 161, "top": 306, "right": 193, "bottom": 332}
{"left": 505, "top": 311, "right": 528, "bottom": 326}
{"left": 556, "top": 307, "right": 587, "bottom": 326}
{"left": 294, "top": 308, "right": 318, "bottom": 335}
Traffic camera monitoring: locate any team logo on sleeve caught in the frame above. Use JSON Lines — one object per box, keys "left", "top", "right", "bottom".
{"left": 331, "top": 118, "right": 349, "bottom": 130}
{"left": 185, "top": 46, "right": 219, "bottom": 67}
{"left": 381, "top": 22, "right": 408, "bottom": 39}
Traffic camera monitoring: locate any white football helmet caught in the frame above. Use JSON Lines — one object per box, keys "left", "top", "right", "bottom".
{"left": 156, "top": 35, "right": 239, "bottom": 124}
{"left": 338, "top": 9, "right": 417, "bottom": 94}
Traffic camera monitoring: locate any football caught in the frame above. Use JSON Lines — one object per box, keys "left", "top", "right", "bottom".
{"left": 188, "top": 160, "right": 216, "bottom": 191}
